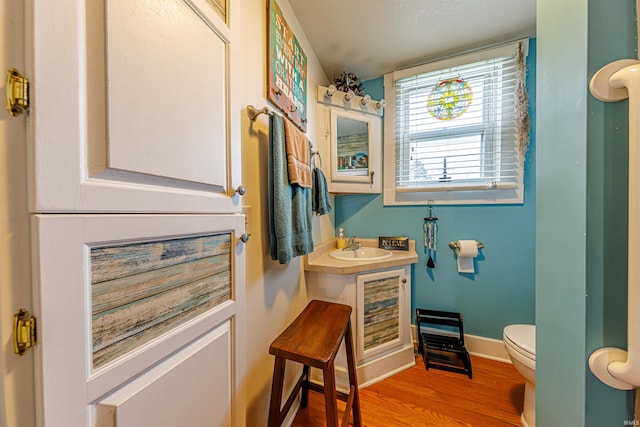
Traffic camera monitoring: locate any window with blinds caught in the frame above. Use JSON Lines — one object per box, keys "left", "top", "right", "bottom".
{"left": 383, "top": 40, "right": 529, "bottom": 205}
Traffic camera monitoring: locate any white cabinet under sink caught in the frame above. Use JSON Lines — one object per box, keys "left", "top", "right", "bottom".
{"left": 305, "top": 255, "right": 416, "bottom": 388}
{"left": 356, "top": 269, "right": 409, "bottom": 364}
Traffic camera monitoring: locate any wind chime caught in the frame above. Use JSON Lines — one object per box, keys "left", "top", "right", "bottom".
{"left": 424, "top": 203, "right": 438, "bottom": 268}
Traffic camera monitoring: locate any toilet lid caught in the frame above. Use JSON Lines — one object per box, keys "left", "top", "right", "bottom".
{"left": 504, "top": 324, "right": 535, "bottom": 357}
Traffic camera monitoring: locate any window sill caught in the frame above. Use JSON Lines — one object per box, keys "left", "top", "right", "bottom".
{"left": 383, "top": 186, "right": 523, "bottom": 206}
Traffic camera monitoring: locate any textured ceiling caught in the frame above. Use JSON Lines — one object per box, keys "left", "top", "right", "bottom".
{"left": 289, "top": 0, "right": 536, "bottom": 81}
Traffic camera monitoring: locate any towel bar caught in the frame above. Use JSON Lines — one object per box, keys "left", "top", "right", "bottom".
{"left": 247, "top": 105, "right": 274, "bottom": 121}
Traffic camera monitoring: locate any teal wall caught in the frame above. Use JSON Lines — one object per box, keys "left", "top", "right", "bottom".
{"left": 585, "top": 0, "right": 635, "bottom": 424}
{"left": 334, "top": 41, "right": 537, "bottom": 340}
{"left": 537, "top": 0, "right": 633, "bottom": 425}
{"left": 536, "top": 2, "right": 588, "bottom": 424}
{"left": 586, "top": 0, "right": 637, "bottom": 427}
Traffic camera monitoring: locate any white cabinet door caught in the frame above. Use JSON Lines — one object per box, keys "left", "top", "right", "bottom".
{"left": 356, "top": 268, "right": 407, "bottom": 362}
{"left": 328, "top": 107, "right": 382, "bottom": 194}
{"left": 28, "top": 0, "right": 242, "bottom": 213}
{"left": 33, "top": 214, "right": 245, "bottom": 426}
{"left": 316, "top": 86, "right": 383, "bottom": 194}
{"left": 27, "top": 1, "right": 245, "bottom": 426}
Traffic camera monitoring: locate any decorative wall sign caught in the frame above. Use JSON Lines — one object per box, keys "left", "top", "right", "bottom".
{"left": 267, "top": 0, "right": 307, "bottom": 131}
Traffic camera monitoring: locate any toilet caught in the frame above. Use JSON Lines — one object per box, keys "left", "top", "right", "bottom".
{"left": 503, "top": 324, "right": 536, "bottom": 427}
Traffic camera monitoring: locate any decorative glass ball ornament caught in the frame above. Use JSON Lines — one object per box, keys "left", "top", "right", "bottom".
{"left": 427, "top": 78, "right": 473, "bottom": 121}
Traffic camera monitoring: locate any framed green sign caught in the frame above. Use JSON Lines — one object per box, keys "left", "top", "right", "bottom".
{"left": 267, "top": 0, "right": 307, "bottom": 132}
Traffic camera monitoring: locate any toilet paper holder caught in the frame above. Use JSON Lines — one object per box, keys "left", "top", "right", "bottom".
{"left": 448, "top": 241, "right": 484, "bottom": 250}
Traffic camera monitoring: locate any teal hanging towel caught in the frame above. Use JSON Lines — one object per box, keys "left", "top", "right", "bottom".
{"left": 268, "top": 113, "right": 314, "bottom": 264}
{"left": 312, "top": 166, "right": 332, "bottom": 216}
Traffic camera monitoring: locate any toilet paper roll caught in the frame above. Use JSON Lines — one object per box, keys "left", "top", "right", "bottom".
{"left": 457, "top": 240, "right": 478, "bottom": 273}
{"left": 457, "top": 240, "right": 478, "bottom": 257}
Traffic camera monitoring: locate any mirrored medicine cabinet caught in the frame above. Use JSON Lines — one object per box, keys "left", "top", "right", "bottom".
{"left": 317, "top": 85, "right": 383, "bottom": 194}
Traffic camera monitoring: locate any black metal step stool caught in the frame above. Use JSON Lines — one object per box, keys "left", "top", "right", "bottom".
{"left": 416, "top": 308, "right": 472, "bottom": 379}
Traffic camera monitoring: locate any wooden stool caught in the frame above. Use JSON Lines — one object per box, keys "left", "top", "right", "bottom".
{"left": 268, "top": 300, "right": 362, "bottom": 427}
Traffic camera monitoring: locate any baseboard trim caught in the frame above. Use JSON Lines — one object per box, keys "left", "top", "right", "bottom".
{"left": 411, "top": 325, "right": 511, "bottom": 364}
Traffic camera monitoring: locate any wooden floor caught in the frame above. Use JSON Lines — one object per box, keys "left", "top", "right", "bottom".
{"left": 292, "top": 355, "right": 524, "bottom": 427}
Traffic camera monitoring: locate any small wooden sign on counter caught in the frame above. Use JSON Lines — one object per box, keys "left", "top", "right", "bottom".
{"left": 378, "top": 236, "right": 409, "bottom": 251}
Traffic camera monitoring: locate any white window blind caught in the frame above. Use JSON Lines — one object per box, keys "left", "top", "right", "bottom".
{"left": 383, "top": 41, "right": 529, "bottom": 205}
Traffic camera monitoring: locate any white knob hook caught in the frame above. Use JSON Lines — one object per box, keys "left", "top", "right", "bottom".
{"left": 344, "top": 90, "right": 355, "bottom": 102}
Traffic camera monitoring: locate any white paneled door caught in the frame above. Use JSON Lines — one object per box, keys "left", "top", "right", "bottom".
{"left": 26, "top": 1, "right": 245, "bottom": 426}
{"left": 29, "top": 0, "right": 242, "bottom": 214}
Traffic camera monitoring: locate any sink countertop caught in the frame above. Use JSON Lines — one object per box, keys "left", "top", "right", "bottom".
{"left": 304, "top": 238, "right": 418, "bottom": 275}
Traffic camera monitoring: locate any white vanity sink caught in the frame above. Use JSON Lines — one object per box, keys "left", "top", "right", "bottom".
{"left": 329, "top": 247, "right": 393, "bottom": 262}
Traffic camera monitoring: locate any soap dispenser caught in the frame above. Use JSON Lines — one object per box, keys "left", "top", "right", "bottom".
{"left": 336, "top": 228, "right": 347, "bottom": 249}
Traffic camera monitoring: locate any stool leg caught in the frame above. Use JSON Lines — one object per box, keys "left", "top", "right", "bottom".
{"left": 301, "top": 365, "right": 310, "bottom": 408}
{"left": 344, "top": 319, "right": 362, "bottom": 427}
{"left": 268, "top": 357, "right": 286, "bottom": 427}
{"left": 322, "top": 363, "right": 339, "bottom": 427}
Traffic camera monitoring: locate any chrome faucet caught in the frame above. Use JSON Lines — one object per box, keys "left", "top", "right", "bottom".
{"left": 343, "top": 236, "right": 362, "bottom": 251}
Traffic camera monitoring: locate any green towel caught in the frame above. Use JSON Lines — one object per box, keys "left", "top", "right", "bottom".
{"left": 268, "top": 114, "right": 314, "bottom": 264}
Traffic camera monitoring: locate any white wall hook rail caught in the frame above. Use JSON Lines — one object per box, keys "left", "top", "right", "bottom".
{"left": 589, "top": 58, "right": 640, "bottom": 390}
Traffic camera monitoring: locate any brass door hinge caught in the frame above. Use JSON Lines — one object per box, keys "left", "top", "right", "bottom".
{"left": 6, "top": 68, "right": 29, "bottom": 117}
{"left": 13, "top": 309, "right": 37, "bottom": 356}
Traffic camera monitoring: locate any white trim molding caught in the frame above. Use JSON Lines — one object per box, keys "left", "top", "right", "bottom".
{"left": 411, "top": 325, "right": 511, "bottom": 364}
